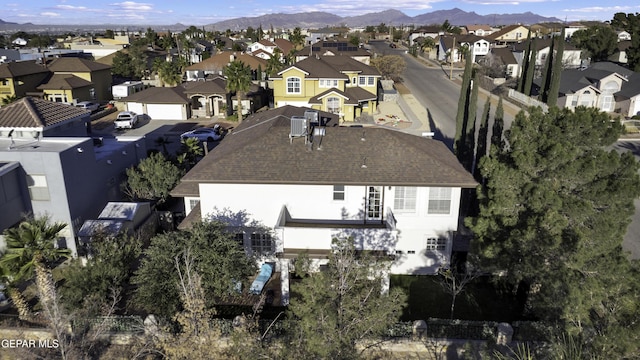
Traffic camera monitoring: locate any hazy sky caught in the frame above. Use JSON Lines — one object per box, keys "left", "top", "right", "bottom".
{"left": 3, "top": 0, "right": 640, "bottom": 26}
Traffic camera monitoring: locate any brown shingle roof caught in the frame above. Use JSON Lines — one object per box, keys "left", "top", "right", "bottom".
{"left": 0, "top": 60, "right": 49, "bottom": 78}
{"left": 182, "top": 77, "right": 227, "bottom": 95}
{"left": 36, "top": 74, "right": 93, "bottom": 90}
{"left": 273, "top": 38, "right": 294, "bottom": 54}
{"left": 185, "top": 52, "right": 267, "bottom": 71}
{"left": 46, "top": 57, "right": 111, "bottom": 72}
{"left": 174, "top": 106, "right": 476, "bottom": 188}
{"left": 274, "top": 56, "right": 347, "bottom": 79}
{"left": 0, "top": 97, "right": 88, "bottom": 128}
{"left": 122, "top": 86, "right": 189, "bottom": 104}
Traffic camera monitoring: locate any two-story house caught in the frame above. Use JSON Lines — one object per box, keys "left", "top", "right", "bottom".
{"left": 549, "top": 67, "right": 628, "bottom": 112}
{"left": 271, "top": 55, "right": 380, "bottom": 122}
{"left": 438, "top": 35, "right": 490, "bottom": 63}
{"left": 171, "top": 106, "right": 477, "bottom": 304}
{"left": 512, "top": 37, "right": 583, "bottom": 72}
{"left": 0, "top": 97, "right": 147, "bottom": 256}
{"left": 184, "top": 52, "right": 268, "bottom": 82}
{"left": 0, "top": 60, "right": 50, "bottom": 103}
{"left": 464, "top": 25, "right": 494, "bottom": 37}
{"left": 486, "top": 25, "right": 530, "bottom": 46}
{"left": 295, "top": 39, "right": 373, "bottom": 65}
{"left": 408, "top": 26, "right": 441, "bottom": 47}
{"left": 40, "top": 57, "right": 112, "bottom": 102}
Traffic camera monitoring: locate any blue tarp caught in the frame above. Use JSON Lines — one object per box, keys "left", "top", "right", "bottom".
{"left": 250, "top": 263, "right": 274, "bottom": 295}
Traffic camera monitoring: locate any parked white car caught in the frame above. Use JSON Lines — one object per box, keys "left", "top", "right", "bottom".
{"left": 75, "top": 101, "right": 100, "bottom": 112}
{"left": 180, "top": 124, "right": 224, "bottom": 142}
{"left": 114, "top": 111, "right": 140, "bottom": 130}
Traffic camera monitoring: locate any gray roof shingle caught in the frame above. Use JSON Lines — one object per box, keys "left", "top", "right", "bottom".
{"left": 173, "top": 106, "right": 476, "bottom": 194}
{"left": 0, "top": 97, "right": 88, "bottom": 128}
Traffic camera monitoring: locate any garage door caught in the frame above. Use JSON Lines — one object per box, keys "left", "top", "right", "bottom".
{"left": 126, "top": 102, "right": 144, "bottom": 114}
{"left": 147, "top": 104, "right": 184, "bottom": 120}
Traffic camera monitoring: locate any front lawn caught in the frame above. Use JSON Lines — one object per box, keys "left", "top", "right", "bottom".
{"left": 390, "top": 275, "right": 524, "bottom": 322}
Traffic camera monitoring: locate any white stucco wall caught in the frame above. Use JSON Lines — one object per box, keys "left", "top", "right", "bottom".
{"left": 195, "top": 183, "right": 462, "bottom": 275}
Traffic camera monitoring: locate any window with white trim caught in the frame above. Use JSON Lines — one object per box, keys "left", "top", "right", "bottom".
{"left": 367, "top": 77, "right": 375, "bottom": 86}
{"left": 320, "top": 79, "right": 338, "bottom": 88}
{"left": 333, "top": 185, "right": 345, "bottom": 200}
{"left": 428, "top": 187, "right": 451, "bottom": 214}
{"left": 358, "top": 76, "right": 366, "bottom": 86}
{"left": 286, "top": 77, "right": 301, "bottom": 94}
{"left": 425, "top": 237, "right": 447, "bottom": 251}
{"left": 327, "top": 96, "right": 340, "bottom": 113}
{"left": 250, "top": 233, "right": 273, "bottom": 254}
{"left": 394, "top": 187, "right": 417, "bottom": 211}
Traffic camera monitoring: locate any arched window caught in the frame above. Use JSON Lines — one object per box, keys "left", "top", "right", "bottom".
{"left": 601, "top": 81, "right": 619, "bottom": 112}
{"left": 286, "top": 77, "right": 301, "bottom": 94}
{"left": 326, "top": 97, "right": 340, "bottom": 113}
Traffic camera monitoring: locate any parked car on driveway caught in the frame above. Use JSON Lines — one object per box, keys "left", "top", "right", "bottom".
{"left": 75, "top": 101, "right": 100, "bottom": 112}
{"left": 180, "top": 124, "right": 224, "bottom": 142}
{"left": 114, "top": 111, "right": 140, "bottom": 130}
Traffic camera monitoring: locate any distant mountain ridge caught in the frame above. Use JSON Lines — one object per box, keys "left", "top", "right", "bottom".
{"left": 0, "top": 8, "right": 561, "bottom": 33}
{"left": 207, "top": 8, "right": 562, "bottom": 30}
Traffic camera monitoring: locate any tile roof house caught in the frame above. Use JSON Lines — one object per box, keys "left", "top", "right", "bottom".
{"left": 182, "top": 76, "right": 230, "bottom": 118}
{"left": 464, "top": 25, "right": 494, "bottom": 36}
{"left": 270, "top": 55, "right": 380, "bottom": 122}
{"left": 171, "top": 106, "right": 477, "bottom": 304}
{"left": 295, "top": 38, "right": 373, "bottom": 65}
{"left": 0, "top": 99, "right": 147, "bottom": 257}
{"left": 0, "top": 60, "right": 50, "bottom": 103}
{"left": 184, "top": 52, "right": 267, "bottom": 82}
{"left": 0, "top": 97, "right": 90, "bottom": 138}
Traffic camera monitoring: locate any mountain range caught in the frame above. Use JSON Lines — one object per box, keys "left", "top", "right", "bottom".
{"left": 0, "top": 8, "right": 562, "bottom": 34}
{"left": 207, "top": 8, "right": 563, "bottom": 31}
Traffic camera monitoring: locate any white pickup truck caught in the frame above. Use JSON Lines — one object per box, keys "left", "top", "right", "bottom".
{"left": 114, "top": 111, "right": 140, "bottom": 130}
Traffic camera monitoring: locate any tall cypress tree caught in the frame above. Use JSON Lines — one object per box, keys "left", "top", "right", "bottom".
{"left": 517, "top": 32, "right": 532, "bottom": 93}
{"left": 455, "top": 53, "right": 474, "bottom": 155}
{"left": 490, "top": 97, "right": 505, "bottom": 154}
{"left": 461, "top": 71, "right": 479, "bottom": 171}
{"left": 540, "top": 36, "right": 555, "bottom": 103}
{"left": 546, "top": 28, "right": 565, "bottom": 107}
{"left": 523, "top": 38, "right": 537, "bottom": 96}
{"left": 474, "top": 97, "right": 491, "bottom": 181}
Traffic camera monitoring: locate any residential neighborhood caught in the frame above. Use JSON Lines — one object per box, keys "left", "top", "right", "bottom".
{"left": 1, "top": 6, "right": 640, "bottom": 359}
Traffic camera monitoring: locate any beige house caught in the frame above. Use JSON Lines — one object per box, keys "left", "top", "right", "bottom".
{"left": 486, "top": 25, "right": 530, "bottom": 45}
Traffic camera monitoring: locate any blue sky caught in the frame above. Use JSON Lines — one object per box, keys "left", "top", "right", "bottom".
{"left": 3, "top": 0, "right": 640, "bottom": 26}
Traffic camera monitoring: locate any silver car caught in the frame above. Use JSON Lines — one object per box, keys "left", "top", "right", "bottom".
{"left": 180, "top": 125, "right": 223, "bottom": 142}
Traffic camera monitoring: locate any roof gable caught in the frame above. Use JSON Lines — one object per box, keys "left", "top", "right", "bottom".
{"left": 47, "top": 57, "right": 111, "bottom": 72}
{"left": 122, "top": 86, "right": 189, "bottom": 104}
{"left": 0, "top": 60, "right": 49, "bottom": 78}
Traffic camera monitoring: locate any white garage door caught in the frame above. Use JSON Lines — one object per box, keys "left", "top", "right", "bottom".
{"left": 147, "top": 104, "right": 184, "bottom": 120}
{"left": 126, "top": 102, "right": 144, "bottom": 114}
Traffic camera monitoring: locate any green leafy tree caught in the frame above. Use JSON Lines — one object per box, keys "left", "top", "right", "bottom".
{"left": 145, "top": 27, "right": 158, "bottom": 47}
{"left": 539, "top": 36, "right": 554, "bottom": 103}
{"left": 467, "top": 106, "right": 640, "bottom": 340}
{"left": 127, "top": 42, "right": 149, "bottom": 79}
{"left": 155, "top": 60, "right": 183, "bottom": 87}
{"left": 461, "top": 71, "right": 479, "bottom": 171}
{"left": 474, "top": 97, "right": 491, "bottom": 181}
{"left": 284, "top": 237, "right": 406, "bottom": 359}
{"left": 223, "top": 60, "right": 252, "bottom": 123}
{"left": 290, "top": 27, "right": 304, "bottom": 49}
{"left": 570, "top": 25, "right": 618, "bottom": 62}
{"left": 111, "top": 51, "right": 135, "bottom": 78}
{"left": 370, "top": 55, "right": 406, "bottom": 81}
{"left": 490, "top": 97, "right": 505, "bottom": 153}
{"left": 104, "top": 29, "right": 114, "bottom": 39}
{"left": 246, "top": 26, "right": 256, "bottom": 42}
{"left": 59, "top": 232, "right": 143, "bottom": 313}
{"left": 349, "top": 34, "right": 360, "bottom": 47}
{"left": 547, "top": 28, "right": 565, "bottom": 107}
{"left": 523, "top": 39, "right": 537, "bottom": 96}
{"left": 517, "top": 33, "right": 532, "bottom": 93}
{"left": 377, "top": 23, "right": 389, "bottom": 34}
{"left": 176, "top": 137, "right": 204, "bottom": 170}
{"left": 611, "top": 13, "right": 640, "bottom": 71}
{"left": 121, "top": 152, "right": 184, "bottom": 205}
{"left": 454, "top": 56, "right": 474, "bottom": 156}
{"left": 132, "top": 220, "right": 256, "bottom": 318}
{"left": 1, "top": 94, "right": 20, "bottom": 106}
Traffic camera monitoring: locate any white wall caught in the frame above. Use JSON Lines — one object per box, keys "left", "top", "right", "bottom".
{"left": 196, "top": 183, "right": 462, "bottom": 274}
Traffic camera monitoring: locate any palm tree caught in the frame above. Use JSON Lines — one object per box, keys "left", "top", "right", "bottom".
{"left": 1, "top": 94, "right": 20, "bottom": 106}
{"left": 0, "top": 216, "right": 70, "bottom": 319}
{"left": 223, "top": 60, "right": 252, "bottom": 123}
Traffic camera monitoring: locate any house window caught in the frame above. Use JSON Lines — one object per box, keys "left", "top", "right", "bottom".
{"left": 425, "top": 237, "right": 447, "bottom": 251}
{"left": 407, "top": 250, "right": 416, "bottom": 254}
{"left": 0, "top": 79, "right": 7, "bottom": 86}
{"left": 366, "top": 186, "right": 382, "bottom": 220}
{"left": 89, "top": 87, "right": 96, "bottom": 100}
{"left": 394, "top": 187, "right": 417, "bottom": 211}
{"left": 235, "top": 232, "right": 245, "bottom": 246}
{"left": 326, "top": 96, "right": 340, "bottom": 113}
{"left": 367, "top": 77, "right": 375, "bottom": 86}
{"left": 352, "top": 77, "right": 357, "bottom": 86}
{"left": 320, "top": 79, "right": 338, "bottom": 88}
{"left": 286, "top": 77, "right": 301, "bottom": 94}
{"left": 189, "top": 199, "right": 200, "bottom": 212}
{"left": 333, "top": 185, "right": 345, "bottom": 200}
{"left": 571, "top": 96, "right": 578, "bottom": 108}
{"left": 580, "top": 90, "right": 592, "bottom": 107}
{"left": 428, "top": 187, "right": 451, "bottom": 214}
{"left": 358, "top": 76, "right": 366, "bottom": 86}
{"left": 27, "top": 174, "right": 50, "bottom": 201}
{"left": 250, "top": 233, "right": 273, "bottom": 254}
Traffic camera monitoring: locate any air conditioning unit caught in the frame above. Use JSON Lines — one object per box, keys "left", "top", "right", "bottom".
{"left": 290, "top": 116, "right": 307, "bottom": 140}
